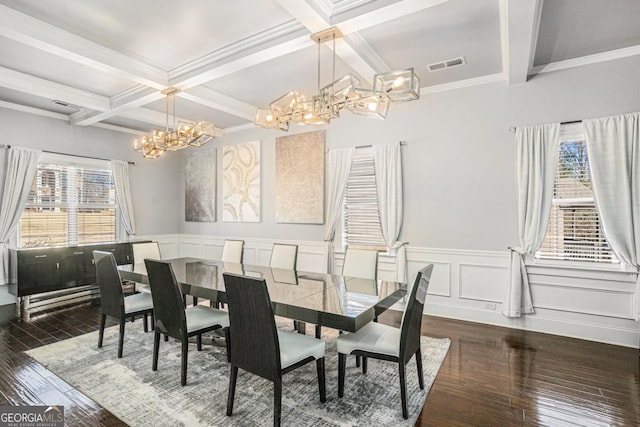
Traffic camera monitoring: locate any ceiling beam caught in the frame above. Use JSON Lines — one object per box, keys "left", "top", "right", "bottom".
{"left": 507, "top": 0, "right": 544, "bottom": 84}
{"left": 179, "top": 87, "right": 256, "bottom": 122}
{"left": 0, "top": 66, "right": 110, "bottom": 111}
{"left": 117, "top": 106, "right": 224, "bottom": 135}
{"left": 0, "top": 4, "right": 167, "bottom": 89}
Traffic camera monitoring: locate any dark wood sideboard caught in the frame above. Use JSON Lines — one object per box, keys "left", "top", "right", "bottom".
{"left": 8, "top": 241, "right": 149, "bottom": 298}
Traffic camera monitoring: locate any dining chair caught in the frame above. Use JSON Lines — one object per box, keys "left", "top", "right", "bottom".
{"left": 223, "top": 273, "right": 326, "bottom": 427}
{"left": 145, "top": 259, "right": 230, "bottom": 386}
{"left": 93, "top": 250, "right": 154, "bottom": 358}
{"left": 131, "top": 241, "right": 161, "bottom": 293}
{"left": 269, "top": 243, "right": 298, "bottom": 270}
{"left": 337, "top": 264, "right": 434, "bottom": 419}
{"left": 342, "top": 247, "right": 379, "bottom": 280}
{"left": 221, "top": 239, "right": 244, "bottom": 263}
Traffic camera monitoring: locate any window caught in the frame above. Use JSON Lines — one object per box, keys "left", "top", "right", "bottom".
{"left": 19, "top": 154, "right": 118, "bottom": 248}
{"left": 342, "top": 148, "right": 386, "bottom": 250}
{"left": 536, "top": 126, "right": 617, "bottom": 264}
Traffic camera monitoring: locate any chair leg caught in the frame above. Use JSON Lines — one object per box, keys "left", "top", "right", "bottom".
{"left": 399, "top": 363, "right": 408, "bottom": 419}
{"left": 180, "top": 339, "right": 189, "bottom": 386}
{"left": 143, "top": 313, "right": 148, "bottom": 332}
{"left": 315, "top": 325, "right": 322, "bottom": 339}
{"left": 362, "top": 356, "right": 368, "bottom": 374}
{"left": 415, "top": 348, "right": 424, "bottom": 390}
{"left": 316, "top": 358, "right": 326, "bottom": 403}
{"left": 274, "top": 378, "right": 282, "bottom": 427}
{"left": 338, "top": 353, "right": 346, "bottom": 398}
{"left": 197, "top": 334, "right": 202, "bottom": 351}
{"left": 150, "top": 314, "right": 155, "bottom": 331}
{"left": 356, "top": 355, "right": 361, "bottom": 367}
{"left": 152, "top": 331, "right": 160, "bottom": 371}
{"left": 97, "top": 314, "right": 106, "bottom": 348}
{"left": 117, "top": 318, "right": 125, "bottom": 358}
{"left": 226, "top": 365, "right": 238, "bottom": 416}
{"left": 164, "top": 334, "right": 169, "bottom": 342}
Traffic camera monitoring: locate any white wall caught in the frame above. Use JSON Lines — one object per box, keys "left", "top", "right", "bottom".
{"left": 175, "top": 55, "right": 640, "bottom": 347}
{"left": 0, "top": 109, "right": 181, "bottom": 303}
{"left": 2, "top": 54, "right": 639, "bottom": 346}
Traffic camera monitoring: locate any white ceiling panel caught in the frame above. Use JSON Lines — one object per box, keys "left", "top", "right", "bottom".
{"left": 358, "top": 0, "right": 502, "bottom": 86}
{"left": 0, "top": 86, "right": 79, "bottom": 114}
{"left": 534, "top": 0, "right": 640, "bottom": 66}
{"left": 203, "top": 45, "right": 361, "bottom": 108}
{"left": 0, "top": 0, "right": 636, "bottom": 134}
{"left": 145, "top": 96, "right": 250, "bottom": 129}
{"left": 0, "top": 35, "right": 134, "bottom": 96}
{"left": 0, "top": 0, "right": 294, "bottom": 70}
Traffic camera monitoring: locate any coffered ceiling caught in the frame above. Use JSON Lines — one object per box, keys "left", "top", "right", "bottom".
{"left": 0, "top": 0, "right": 638, "bottom": 136}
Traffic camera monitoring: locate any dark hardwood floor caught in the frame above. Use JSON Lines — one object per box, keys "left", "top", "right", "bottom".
{"left": 0, "top": 303, "right": 638, "bottom": 426}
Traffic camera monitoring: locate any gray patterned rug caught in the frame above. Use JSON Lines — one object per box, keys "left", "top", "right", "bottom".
{"left": 26, "top": 322, "right": 450, "bottom": 426}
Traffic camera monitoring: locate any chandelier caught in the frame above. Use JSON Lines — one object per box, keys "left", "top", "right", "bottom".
{"left": 134, "top": 88, "right": 216, "bottom": 159}
{"left": 255, "top": 27, "right": 420, "bottom": 131}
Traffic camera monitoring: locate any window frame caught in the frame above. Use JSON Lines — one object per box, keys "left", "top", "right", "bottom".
{"left": 339, "top": 147, "right": 388, "bottom": 252}
{"left": 18, "top": 153, "right": 120, "bottom": 248}
{"left": 532, "top": 123, "right": 622, "bottom": 270}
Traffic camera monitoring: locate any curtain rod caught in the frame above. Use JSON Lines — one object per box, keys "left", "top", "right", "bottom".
{"left": 509, "top": 120, "right": 582, "bottom": 133}
{"left": 355, "top": 140, "right": 408, "bottom": 149}
{"left": 0, "top": 144, "right": 135, "bottom": 165}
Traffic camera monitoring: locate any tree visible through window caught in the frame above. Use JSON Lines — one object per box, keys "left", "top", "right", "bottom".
{"left": 20, "top": 157, "right": 118, "bottom": 248}
{"left": 536, "top": 137, "right": 617, "bottom": 263}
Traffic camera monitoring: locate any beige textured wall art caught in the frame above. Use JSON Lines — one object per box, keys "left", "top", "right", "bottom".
{"left": 275, "top": 130, "right": 325, "bottom": 224}
{"left": 185, "top": 149, "right": 216, "bottom": 222}
{"left": 222, "top": 141, "right": 261, "bottom": 222}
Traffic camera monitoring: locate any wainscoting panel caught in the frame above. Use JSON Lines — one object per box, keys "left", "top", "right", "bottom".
{"left": 137, "top": 235, "right": 639, "bottom": 348}
{"left": 459, "top": 263, "right": 508, "bottom": 302}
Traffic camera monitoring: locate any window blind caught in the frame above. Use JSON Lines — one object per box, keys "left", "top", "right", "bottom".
{"left": 20, "top": 159, "right": 117, "bottom": 248}
{"left": 343, "top": 150, "right": 386, "bottom": 249}
{"left": 536, "top": 140, "right": 617, "bottom": 263}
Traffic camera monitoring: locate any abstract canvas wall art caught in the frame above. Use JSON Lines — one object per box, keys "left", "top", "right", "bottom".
{"left": 222, "top": 141, "right": 261, "bottom": 222}
{"left": 275, "top": 130, "right": 325, "bottom": 223}
{"left": 185, "top": 149, "right": 216, "bottom": 222}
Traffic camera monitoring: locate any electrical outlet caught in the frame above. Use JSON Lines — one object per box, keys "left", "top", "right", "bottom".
{"left": 484, "top": 302, "right": 497, "bottom": 311}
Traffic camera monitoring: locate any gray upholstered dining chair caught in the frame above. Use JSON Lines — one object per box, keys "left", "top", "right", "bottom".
{"left": 223, "top": 273, "right": 326, "bottom": 427}
{"left": 342, "top": 247, "right": 379, "bottom": 280}
{"left": 269, "top": 243, "right": 298, "bottom": 270}
{"left": 93, "top": 250, "right": 154, "bottom": 358}
{"left": 145, "top": 259, "right": 229, "bottom": 386}
{"left": 337, "top": 264, "right": 434, "bottom": 419}
{"left": 221, "top": 239, "right": 244, "bottom": 263}
{"left": 131, "top": 241, "right": 161, "bottom": 293}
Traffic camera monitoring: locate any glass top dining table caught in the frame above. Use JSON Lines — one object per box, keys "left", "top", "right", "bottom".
{"left": 118, "top": 257, "right": 407, "bottom": 333}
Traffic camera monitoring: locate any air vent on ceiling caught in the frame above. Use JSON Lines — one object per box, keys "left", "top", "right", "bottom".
{"left": 51, "top": 100, "right": 81, "bottom": 109}
{"left": 427, "top": 57, "right": 466, "bottom": 72}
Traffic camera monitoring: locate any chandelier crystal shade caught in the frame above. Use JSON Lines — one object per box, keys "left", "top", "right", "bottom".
{"left": 254, "top": 27, "right": 420, "bottom": 131}
{"left": 133, "top": 88, "right": 215, "bottom": 159}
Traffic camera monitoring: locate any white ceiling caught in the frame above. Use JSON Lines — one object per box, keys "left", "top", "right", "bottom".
{"left": 0, "top": 0, "right": 638, "bottom": 136}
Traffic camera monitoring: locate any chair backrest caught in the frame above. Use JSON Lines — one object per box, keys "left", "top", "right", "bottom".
{"left": 132, "top": 241, "right": 161, "bottom": 264}
{"left": 269, "top": 243, "right": 298, "bottom": 270}
{"left": 144, "top": 259, "right": 187, "bottom": 339}
{"left": 221, "top": 240, "right": 244, "bottom": 263}
{"left": 342, "top": 248, "right": 379, "bottom": 280}
{"left": 399, "top": 264, "right": 433, "bottom": 363}
{"left": 223, "top": 273, "right": 281, "bottom": 381}
{"left": 93, "top": 251, "right": 125, "bottom": 317}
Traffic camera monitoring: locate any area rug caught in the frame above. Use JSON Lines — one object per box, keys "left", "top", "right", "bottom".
{"left": 26, "top": 323, "right": 450, "bottom": 426}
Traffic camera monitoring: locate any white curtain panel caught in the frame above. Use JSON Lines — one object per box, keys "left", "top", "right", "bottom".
{"left": 584, "top": 112, "right": 640, "bottom": 320}
{"left": 373, "top": 143, "right": 403, "bottom": 247}
{"left": 0, "top": 146, "right": 41, "bottom": 285}
{"left": 373, "top": 143, "right": 407, "bottom": 282}
{"left": 324, "top": 147, "right": 354, "bottom": 273}
{"left": 111, "top": 160, "right": 136, "bottom": 238}
{"left": 503, "top": 123, "right": 560, "bottom": 318}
